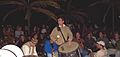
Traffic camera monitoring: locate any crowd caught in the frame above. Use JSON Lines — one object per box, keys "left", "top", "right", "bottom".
{"left": 0, "top": 17, "right": 120, "bottom": 57}
{"left": 0, "top": 24, "right": 48, "bottom": 57}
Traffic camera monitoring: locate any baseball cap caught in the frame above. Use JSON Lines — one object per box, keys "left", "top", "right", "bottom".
{"left": 97, "top": 41, "right": 105, "bottom": 46}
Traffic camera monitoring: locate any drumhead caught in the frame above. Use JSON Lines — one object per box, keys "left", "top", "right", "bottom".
{"left": 0, "top": 49, "right": 16, "bottom": 57}
{"left": 1, "top": 44, "right": 24, "bottom": 57}
{"left": 58, "top": 41, "right": 79, "bottom": 53}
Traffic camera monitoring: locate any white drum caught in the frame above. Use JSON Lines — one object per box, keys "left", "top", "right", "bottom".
{"left": 1, "top": 45, "right": 24, "bottom": 57}
{"left": 0, "top": 49, "right": 16, "bottom": 57}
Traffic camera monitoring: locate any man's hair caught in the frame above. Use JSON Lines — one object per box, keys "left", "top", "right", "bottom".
{"left": 57, "top": 15, "right": 65, "bottom": 21}
{"left": 31, "top": 37, "right": 38, "bottom": 44}
{"left": 31, "top": 33, "right": 38, "bottom": 38}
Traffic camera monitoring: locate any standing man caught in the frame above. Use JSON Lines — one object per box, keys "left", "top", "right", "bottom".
{"left": 50, "top": 17, "right": 73, "bottom": 45}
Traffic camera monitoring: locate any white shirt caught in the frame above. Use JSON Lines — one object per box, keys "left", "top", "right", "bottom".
{"left": 15, "top": 31, "right": 24, "bottom": 38}
{"left": 21, "top": 42, "right": 38, "bottom": 56}
{"left": 94, "top": 48, "right": 108, "bottom": 57}
{"left": 41, "top": 28, "right": 47, "bottom": 34}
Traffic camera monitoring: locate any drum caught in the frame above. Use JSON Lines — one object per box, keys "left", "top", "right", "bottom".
{"left": 0, "top": 49, "right": 17, "bottom": 57}
{"left": 1, "top": 44, "right": 24, "bottom": 57}
{"left": 58, "top": 42, "right": 80, "bottom": 57}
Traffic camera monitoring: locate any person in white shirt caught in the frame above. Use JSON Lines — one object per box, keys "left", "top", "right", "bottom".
{"left": 89, "top": 41, "right": 108, "bottom": 57}
{"left": 21, "top": 33, "right": 38, "bottom": 57}
{"left": 15, "top": 26, "right": 24, "bottom": 41}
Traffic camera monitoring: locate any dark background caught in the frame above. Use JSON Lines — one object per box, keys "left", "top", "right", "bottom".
{"left": 0, "top": 0, "right": 120, "bottom": 31}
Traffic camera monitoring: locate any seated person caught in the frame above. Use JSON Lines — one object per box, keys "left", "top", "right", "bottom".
{"left": 44, "top": 38, "right": 58, "bottom": 57}
{"left": 89, "top": 41, "right": 108, "bottom": 57}
{"left": 21, "top": 34, "right": 38, "bottom": 56}
{"left": 74, "top": 32, "right": 89, "bottom": 57}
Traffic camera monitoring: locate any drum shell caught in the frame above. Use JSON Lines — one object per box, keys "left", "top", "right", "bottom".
{"left": 58, "top": 42, "right": 80, "bottom": 57}
{"left": 60, "top": 49, "right": 79, "bottom": 57}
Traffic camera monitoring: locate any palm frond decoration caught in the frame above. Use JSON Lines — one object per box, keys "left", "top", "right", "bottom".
{"left": 0, "top": 0, "right": 60, "bottom": 22}
{"left": 3, "top": 8, "right": 18, "bottom": 22}
{"left": 0, "top": 1, "right": 24, "bottom": 6}
{"left": 0, "top": 0, "right": 60, "bottom": 34}
{"left": 88, "top": 0, "right": 110, "bottom": 7}
{"left": 31, "top": 1, "right": 60, "bottom": 8}
{"left": 32, "top": 7, "right": 57, "bottom": 21}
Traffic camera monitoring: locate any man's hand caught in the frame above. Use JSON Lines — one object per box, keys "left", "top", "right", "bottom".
{"left": 68, "top": 38, "right": 72, "bottom": 45}
{"left": 88, "top": 49, "right": 92, "bottom": 53}
{"left": 68, "top": 40, "right": 72, "bottom": 46}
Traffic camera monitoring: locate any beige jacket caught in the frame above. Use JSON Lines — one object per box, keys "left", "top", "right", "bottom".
{"left": 50, "top": 25, "right": 73, "bottom": 45}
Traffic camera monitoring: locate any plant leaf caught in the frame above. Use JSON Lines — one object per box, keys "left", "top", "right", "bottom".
{"left": 32, "top": 7, "right": 57, "bottom": 21}
{"left": 3, "top": 8, "right": 18, "bottom": 22}
{"left": 0, "top": 1, "right": 24, "bottom": 6}
{"left": 31, "top": 1, "right": 60, "bottom": 8}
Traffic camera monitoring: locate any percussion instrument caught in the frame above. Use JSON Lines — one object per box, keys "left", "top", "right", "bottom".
{"left": 0, "top": 49, "right": 16, "bottom": 57}
{"left": 58, "top": 41, "right": 80, "bottom": 57}
{"left": 0, "top": 44, "right": 24, "bottom": 57}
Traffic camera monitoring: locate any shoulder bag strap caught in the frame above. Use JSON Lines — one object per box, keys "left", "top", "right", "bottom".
{"left": 57, "top": 26, "right": 67, "bottom": 42}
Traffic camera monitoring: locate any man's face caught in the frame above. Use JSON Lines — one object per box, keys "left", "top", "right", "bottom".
{"left": 99, "top": 32, "right": 103, "bottom": 38}
{"left": 76, "top": 32, "right": 80, "bottom": 39}
{"left": 96, "top": 44, "right": 103, "bottom": 49}
{"left": 21, "top": 36, "right": 25, "bottom": 41}
{"left": 58, "top": 18, "right": 64, "bottom": 25}
{"left": 87, "top": 33, "right": 91, "bottom": 38}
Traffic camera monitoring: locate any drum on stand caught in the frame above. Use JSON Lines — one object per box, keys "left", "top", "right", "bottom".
{"left": 58, "top": 41, "right": 80, "bottom": 57}
{"left": 1, "top": 44, "right": 24, "bottom": 57}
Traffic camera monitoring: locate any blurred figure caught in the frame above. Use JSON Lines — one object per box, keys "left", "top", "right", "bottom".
{"left": 74, "top": 32, "right": 89, "bottom": 57}
{"left": 3, "top": 27, "right": 14, "bottom": 38}
{"left": 89, "top": 41, "right": 108, "bottom": 57}
{"left": 97, "top": 31, "right": 109, "bottom": 48}
{"left": 21, "top": 33, "right": 38, "bottom": 56}
{"left": 114, "top": 32, "right": 120, "bottom": 57}
{"left": 16, "top": 35, "right": 26, "bottom": 48}
{"left": 15, "top": 26, "right": 24, "bottom": 41}
{"left": 107, "top": 32, "right": 120, "bottom": 57}
{"left": 3, "top": 35, "right": 16, "bottom": 45}
{"left": 84, "top": 32, "right": 96, "bottom": 52}
{"left": 44, "top": 38, "right": 58, "bottom": 57}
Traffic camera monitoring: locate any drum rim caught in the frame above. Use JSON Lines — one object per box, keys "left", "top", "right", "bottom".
{"left": 0, "top": 49, "right": 16, "bottom": 57}
{"left": 1, "top": 44, "right": 24, "bottom": 57}
{"left": 58, "top": 41, "right": 79, "bottom": 53}
{"left": 58, "top": 47, "right": 79, "bottom": 54}
{"left": 3, "top": 49, "right": 17, "bottom": 57}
